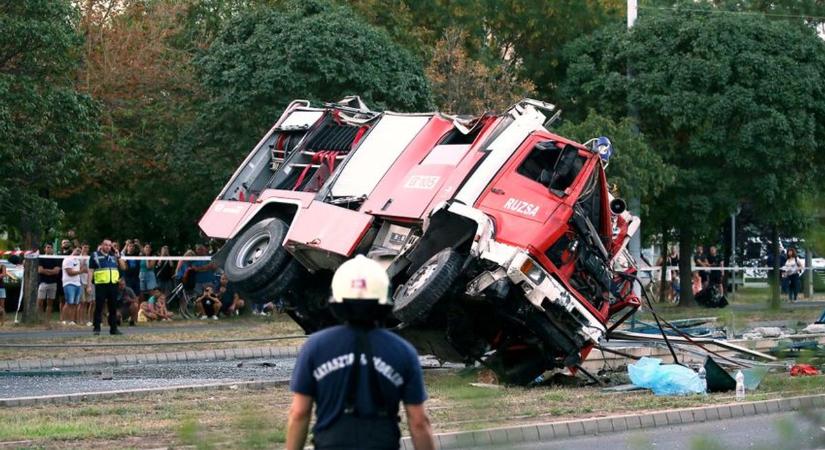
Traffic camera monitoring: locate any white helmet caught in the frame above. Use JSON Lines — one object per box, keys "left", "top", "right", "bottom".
{"left": 331, "top": 255, "right": 391, "bottom": 305}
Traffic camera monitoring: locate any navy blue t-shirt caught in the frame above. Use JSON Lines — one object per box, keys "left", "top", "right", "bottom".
{"left": 290, "top": 325, "right": 426, "bottom": 432}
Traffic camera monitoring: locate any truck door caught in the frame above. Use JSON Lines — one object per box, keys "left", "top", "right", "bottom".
{"left": 477, "top": 138, "right": 586, "bottom": 244}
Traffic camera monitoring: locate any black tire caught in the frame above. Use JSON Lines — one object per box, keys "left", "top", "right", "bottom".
{"left": 393, "top": 248, "right": 464, "bottom": 323}
{"left": 242, "top": 259, "right": 307, "bottom": 302}
{"left": 224, "top": 218, "right": 290, "bottom": 291}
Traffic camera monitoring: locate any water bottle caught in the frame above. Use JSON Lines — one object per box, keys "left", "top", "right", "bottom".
{"left": 735, "top": 370, "right": 745, "bottom": 401}
{"left": 698, "top": 366, "right": 707, "bottom": 393}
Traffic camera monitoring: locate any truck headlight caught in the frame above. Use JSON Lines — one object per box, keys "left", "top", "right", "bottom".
{"left": 520, "top": 259, "right": 546, "bottom": 285}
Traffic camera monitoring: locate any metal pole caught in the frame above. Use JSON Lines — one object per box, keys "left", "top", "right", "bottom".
{"left": 627, "top": 0, "right": 641, "bottom": 298}
{"left": 731, "top": 213, "right": 736, "bottom": 303}
{"left": 805, "top": 247, "right": 813, "bottom": 299}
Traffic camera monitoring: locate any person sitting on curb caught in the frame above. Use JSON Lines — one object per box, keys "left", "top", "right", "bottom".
{"left": 195, "top": 285, "right": 221, "bottom": 320}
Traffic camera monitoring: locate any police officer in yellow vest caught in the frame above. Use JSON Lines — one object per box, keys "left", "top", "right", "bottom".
{"left": 89, "top": 239, "right": 123, "bottom": 335}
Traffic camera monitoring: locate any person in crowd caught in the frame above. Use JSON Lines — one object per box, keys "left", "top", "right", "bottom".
{"left": 286, "top": 256, "right": 434, "bottom": 450}
{"left": 195, "top": 285, "right": 221, "bottom": 320}
{"left": 89, "top": 239, "right": 122, "bottom": 335}
{"left": 139, "top": 295, "right": 160, "bottom": 322}
{"left": 667, "top": 246, "right": 680, "bottom": 303}
{"left": 190, "top": 245, "right": 217, "bottom": 296}
{"left": 155, "top": 245, "right": 176, "bottom": 297}
{"left": 112, "top": 241, "right": 121, "bottom": 255}
{"left": 0, "top": 261, "right": 6, "bottom": 325}
{"left": 155, "top": 294, "right": 174, "bottom": 321}
{"left": 139, "top": 243, "right": 158, "bottom": 296}
{"left": 707, "top": 245, "right": 724, "bottom": 293}
{"left": 79, "top": 243, "right": 94, "bottom": 326}
{"left": 782, "top": 247, "right": 805, "bottom": 302}
{"left": 174, "top": 249, "right": 198, "bottom": 318}
{"left": 119, "top": 241, "right": 141, "bottom": 299}
{"left": 116, "top": 278, "right": 139, "bottom": 326}
{"left": 37, "top": 243, "right": 61, "bottom": 326}
{"left": 217, "top": 273, "right": 245, "bottom": 316}
{"left": 56, "top": 239, "right": 73, "bottom": 323}
{"left": 61, "top": 247, "right": 87, "bottom": 325}
{"left": 693, "top": 245, "right": 709, "bottom": 289}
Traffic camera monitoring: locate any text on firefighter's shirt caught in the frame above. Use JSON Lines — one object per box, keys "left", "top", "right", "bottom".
{"left": 313, "top": 353, "right": 405, "bottom": 387}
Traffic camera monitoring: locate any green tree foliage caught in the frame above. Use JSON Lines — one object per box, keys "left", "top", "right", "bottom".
{"left": 556, "top": 111, "right": 674, "bottom": 206}
{"left": 0, "top": 0, "right": 99, "bottom": 243}
{"left": 194, "top": 0, "right": 432, "bottom": 153}
{"left": 559, "top": 9, "right": 825, "bottom": 305}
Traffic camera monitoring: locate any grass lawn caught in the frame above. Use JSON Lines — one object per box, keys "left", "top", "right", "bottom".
{"left": 0, "top": 315, "right": 305, "bottom": 361}
{"left": 0, "top": 370, "right": 823, "bottom": 449}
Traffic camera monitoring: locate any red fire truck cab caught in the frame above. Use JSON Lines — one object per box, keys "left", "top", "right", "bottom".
{"left": 199, "top": 97, "right": 642, "bottom": 384}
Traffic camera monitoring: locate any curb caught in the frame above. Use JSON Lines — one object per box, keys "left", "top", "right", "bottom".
{"left": 401, "top": 393, "right": 825, "bottom": 449}
{"left": 0, "top": 379, "right": 290, "bottom": 407}
{"left": 0, "top": 345, "right": 302, "bottom": 371}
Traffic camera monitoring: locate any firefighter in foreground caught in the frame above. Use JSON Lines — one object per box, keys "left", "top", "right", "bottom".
{"left": 286, "top": 255, "right": 435, "bottom": 450}
{"left": 89, "top": 239, "right": 122, "bottom": 335}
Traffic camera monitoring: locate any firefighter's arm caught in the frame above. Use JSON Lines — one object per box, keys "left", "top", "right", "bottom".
{"left": 405, "top": 403, "right": 435, "bottom": 450}
{"left": 286, "top": 393, "right": 313, "bottom": 450}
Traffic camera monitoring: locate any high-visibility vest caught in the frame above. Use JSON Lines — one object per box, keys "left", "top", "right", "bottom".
{"left": 93, "top": 268, "right": 120, "bottom": 284}
{"left": 92, "top": 252, "right": 120, "bottom": 284}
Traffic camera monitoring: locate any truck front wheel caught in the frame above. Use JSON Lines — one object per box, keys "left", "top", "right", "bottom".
{"left": 393, "top": 248, "right": 464, "bottom": 323}
{"left": 224, "top": 218, "right": 290, "bottom": 291}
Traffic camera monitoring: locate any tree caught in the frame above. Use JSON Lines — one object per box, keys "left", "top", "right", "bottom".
{"left": 559, "top": 8, "right": 825, "bottom": 306}
{"left": 426, "top": 28, "right": 535, "bottom": 114}
{"left": 0, "top": 0, "right": 99, "bottom": 246}
{"left": 181, "top": 0, "right": 433, "bottom": 229}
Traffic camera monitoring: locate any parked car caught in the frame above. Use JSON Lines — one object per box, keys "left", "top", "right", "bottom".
{"left": 199, "top": 97, "right": 642, "bottom": 384}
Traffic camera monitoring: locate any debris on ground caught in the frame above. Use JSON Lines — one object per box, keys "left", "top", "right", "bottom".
{"left": 803, "top": 323, "right": 825, "bottom": 334}
{"left": 790, "top": 364, "right": 820, "bottom": 376}
{"left": 628, "top": 357, "right": 705, "bottom": 396}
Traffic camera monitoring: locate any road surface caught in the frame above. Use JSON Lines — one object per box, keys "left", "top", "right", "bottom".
{"left": 489, "top": 411, "right": 824, "bottom": 450}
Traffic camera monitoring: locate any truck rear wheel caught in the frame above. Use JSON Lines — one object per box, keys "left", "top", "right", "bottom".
{"left": 242, "top": 259, "right": 307, "bottom": 301}
{"left": 224, "top": 218, "right": 290, "bottom": 291}
{"left": 393, "top": 248, "right": 463, "bottom": 323}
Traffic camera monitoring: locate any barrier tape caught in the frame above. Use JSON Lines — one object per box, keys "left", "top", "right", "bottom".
{"left": 26, "top": 255, "right": 211, "bottom": 261}
{"left": 636, "top": 266, "right": 821, "bottom": 272}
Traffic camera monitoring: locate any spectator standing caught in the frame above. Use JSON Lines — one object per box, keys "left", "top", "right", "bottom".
{"left": 37, "top": 243, "right": 61, "bottom": 326}
{"left": 80, "top": 243, "right": 94, "bottom": 326}
{"left": 707, "top": 246, "right": 724, "bottom": 292}
{"left": 89, "top": 239, "right": 122, "bottom": 335}
{"left": 139, "top": 244, "right": 158, "bottom": 296}
{"left": 190, "top": 245, "right": 217, "bottom": 296}
{"left": 0, "top": 262, "right": 6, "bottom": 325}
{"left": 693, "top": 245, "right": 709, "bottom": 289}
{"left": 174, "top": 249, "right": 196, "bottom": 318}
{"left": 155, "top": 246, "right": 176, "bottom": 297}
{"left": 782, "top": 247, "right": 804, "bottom": 302}
{"left": 61, "top": 247, "right": 86, "bottom": 325}
{"left": 286, "top": 256, "right": 434, "bottom": 450}
{"left": 666, "top": 246, "right": 680, "bottom": 303}
{"left": 120, "top": 241, "right": 141, "bottom": 298}
{"left": 57, "top": 239, "right": 72, "bottom": 323}
{"left": 218, "top": 273, "right": 245, "bottom": 316}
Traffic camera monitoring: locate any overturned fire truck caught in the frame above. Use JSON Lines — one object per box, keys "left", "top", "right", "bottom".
{"left": 199, "top": 97, "right": 642, "bottom": 384}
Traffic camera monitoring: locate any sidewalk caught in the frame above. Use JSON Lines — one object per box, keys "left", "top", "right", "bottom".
{"left": 0, "top": 344, "right": 301, "bottom": 371}
{"left": 403, "top": 393, "right": 825, "bottom": 449}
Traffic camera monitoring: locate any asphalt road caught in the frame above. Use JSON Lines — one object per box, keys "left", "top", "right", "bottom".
{"left": 0, "top": 357, "right": 295, "bottom": 399}
{"left": 489, "top": 411, "right": 824, "bottom": 450}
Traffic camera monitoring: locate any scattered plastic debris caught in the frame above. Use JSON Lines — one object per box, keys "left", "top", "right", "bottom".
{"left": 803, "top": 324, "right": 825, "bottom": 334}
{"left": 628, "top": 357, "right": 705, "bottom": 396}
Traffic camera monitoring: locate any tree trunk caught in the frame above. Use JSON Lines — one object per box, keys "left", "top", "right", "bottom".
{"left": 21, "top": 256, "right": 40, "bottom": 323}
{"left": 770, "top": 225, "right": 781, "bottom": 310}
{"left": 678, "top": 229, "right": 695, "bottom": 307}
{"left": 659, "top": 230, "right": 669, "bottom": 303}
